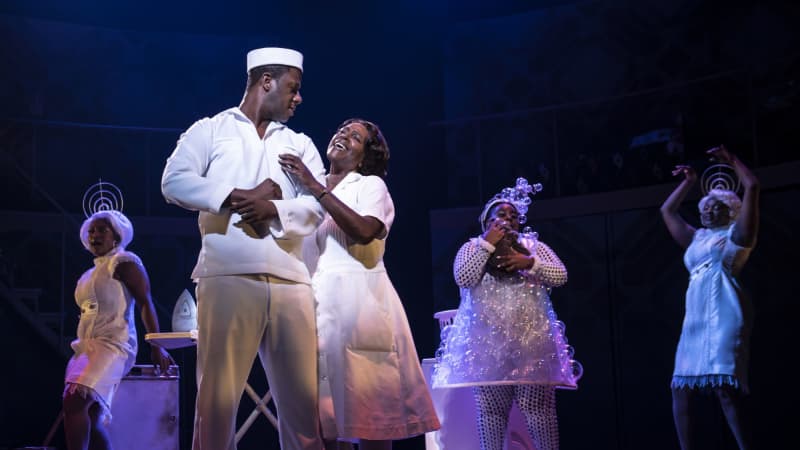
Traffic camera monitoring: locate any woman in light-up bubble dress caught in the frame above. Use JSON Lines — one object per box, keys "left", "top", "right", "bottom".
{"left": 433, "top": 178, "right": 582, "bottom": 450}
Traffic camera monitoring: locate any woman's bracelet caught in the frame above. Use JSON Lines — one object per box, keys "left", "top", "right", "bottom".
{"left": 316, "top": 189, "right": 328, "bottom": 201}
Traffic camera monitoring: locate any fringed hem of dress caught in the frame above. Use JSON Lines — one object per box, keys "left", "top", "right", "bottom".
{"left": 63, "top": 382, "right": 113, "bottom": 424}
{"left": 671, "top": 374, "right": 748, "bottom": 394}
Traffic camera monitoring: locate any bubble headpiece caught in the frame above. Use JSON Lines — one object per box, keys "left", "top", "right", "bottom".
{"left": 478, "top": 177, "right": 543, "bottom": 232}
{"left": 79, "top": 180, "right": 134, "bottom": 251}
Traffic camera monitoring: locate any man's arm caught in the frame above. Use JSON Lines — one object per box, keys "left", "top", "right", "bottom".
{"left": 161, "top": 118, "right": 235, "bottom": 214}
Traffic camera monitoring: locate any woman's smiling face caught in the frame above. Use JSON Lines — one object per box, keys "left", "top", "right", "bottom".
{"left": 326, "top": 121, "right": 369, "bottom": 171}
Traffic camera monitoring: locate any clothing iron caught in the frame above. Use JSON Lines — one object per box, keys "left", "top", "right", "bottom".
{"left": 171, "top": 289, "right": 198, "bottom": 332}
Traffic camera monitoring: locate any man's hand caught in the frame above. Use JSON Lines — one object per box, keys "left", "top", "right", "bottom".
{"left": 231, "top": 198, "right": 278, "bottom": 224}
{"left": 230, "top": 178, "right": 283, "bottom": 204}
{"left": 230, "top": 178, "right": 283, "bottom": 223}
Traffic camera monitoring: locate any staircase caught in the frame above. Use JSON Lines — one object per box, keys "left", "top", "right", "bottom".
{"left": 0, "top": 281, "right": 71, "bottom": 360}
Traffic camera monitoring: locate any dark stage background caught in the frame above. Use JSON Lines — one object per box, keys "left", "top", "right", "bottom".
{"left": 1, "top": 1, "right": 798, "bottom": 449}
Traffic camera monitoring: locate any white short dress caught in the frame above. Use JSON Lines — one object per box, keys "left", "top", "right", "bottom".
{"left": 64, "top": 248, "right": 139, "bottom": 420}
{"left": 671, "top": 224, "right": 754, "bottom": 392}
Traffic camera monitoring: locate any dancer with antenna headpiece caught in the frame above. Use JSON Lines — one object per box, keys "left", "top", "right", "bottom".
{"left": 660, "top": 145, "right": 760, "bottom": 450}
{"left": 63, "top": 181, "right": 174, "bottom": 450}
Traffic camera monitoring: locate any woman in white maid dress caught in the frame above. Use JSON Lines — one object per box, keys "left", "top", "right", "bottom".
{"left": 280, "top": 118, "right": 440, "bottom": 450}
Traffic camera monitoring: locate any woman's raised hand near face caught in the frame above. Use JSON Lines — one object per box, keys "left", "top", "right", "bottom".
{"left": 279, "top": 153, "right": 318, "bottom": 189}
{"left": 482, "top": 218, "right": 509, "bottom": 246}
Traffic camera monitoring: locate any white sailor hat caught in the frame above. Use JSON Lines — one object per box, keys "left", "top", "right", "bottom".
{"left": 246, "top": 47, "right": 303, "bottom": 72}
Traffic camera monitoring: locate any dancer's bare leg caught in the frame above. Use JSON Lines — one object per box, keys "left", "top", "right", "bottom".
{"left": 87, "top": 402, "right": 110, "bottom": 450}
{"left": 63, "top": 391, "right": 93, "bottom": 450}
{"left": 672, "top": 387, "right": 699, "bottom": 450}
{"left": 715, "top": 386, "right": 752, "bottom": 450}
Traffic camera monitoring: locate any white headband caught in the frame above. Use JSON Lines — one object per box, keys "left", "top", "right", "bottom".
{"left": 80, "top": 210, "right": 134, "bottom": 252}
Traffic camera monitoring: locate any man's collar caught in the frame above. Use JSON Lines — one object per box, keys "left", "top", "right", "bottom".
{"left": 229, "top": 107, "right": 287, "bottom": 132}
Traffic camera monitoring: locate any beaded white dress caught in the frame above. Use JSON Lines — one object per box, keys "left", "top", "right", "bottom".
{"left": 671, "top": 224, "right": 754, "bottom": 392}
{"left": 64, "top": 248, "right": 139, "bottom": 418}
{"left": 432, "top": 235, "right": 581, "bottom": 389}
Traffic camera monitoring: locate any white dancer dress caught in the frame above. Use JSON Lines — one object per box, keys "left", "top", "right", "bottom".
{"left": 432, "top": 235, "right": 581, "bottom": 389}
{"left": 306, "top": 171, "right": 440, "bottom": 440}
{"left": 672, "top": 224, "right": 754, "bottom": 392}
{"left": 64, "top": 248, "right": 140, "bottom": 418}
